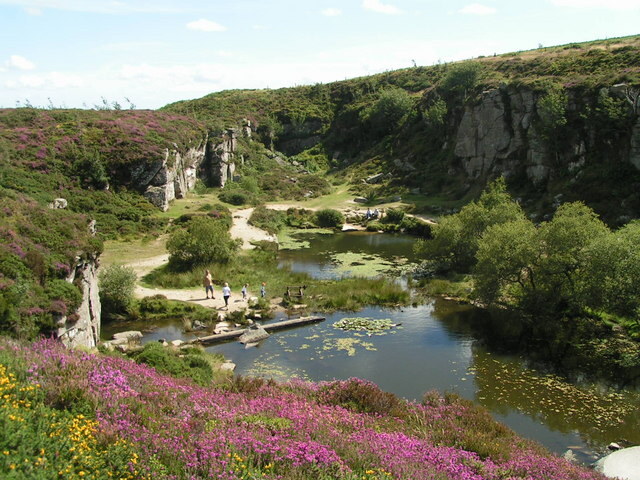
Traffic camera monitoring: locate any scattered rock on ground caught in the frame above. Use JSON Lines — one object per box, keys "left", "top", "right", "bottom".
{"left": 239, "top": 326, "right": 269, "bottom": 344}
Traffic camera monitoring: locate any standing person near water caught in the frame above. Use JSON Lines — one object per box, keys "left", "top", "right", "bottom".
{"left": 222, "top": 282, "right": 231, "bottom": 309}
{"left": 260, "top": 282, "right": 266, "bottom": 298}
{"left": 241, "top": 283, "right": 248, "bottom": 300}
{"left": 203, "top": 270, "right": 214, "bottom": 299}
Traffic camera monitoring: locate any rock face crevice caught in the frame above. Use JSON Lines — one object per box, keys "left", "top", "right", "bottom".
{"left": 56, "top": 255, "right": 101, "bottom": 349}
{"left": 453, "top": 87, "right": 545, "bottom": 182}
{"left": 137, "top": 129, "right": 240, "bottom": 210}
{"left": 142, "top": 136, "right": 209, "bottom": 211}
{"left": 206, "top": 129, "right": 237, "bottom": 188}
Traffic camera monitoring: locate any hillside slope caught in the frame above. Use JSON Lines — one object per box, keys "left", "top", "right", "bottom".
{"left": 163, "top": 35, "right": 640, "bottom": 225}
{"left": 0, "top": 337, "right": 608, "bottom": 480}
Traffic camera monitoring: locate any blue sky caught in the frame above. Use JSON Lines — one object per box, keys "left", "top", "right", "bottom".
{"left": 1, "top": 0, "right": 639, "bottom": 109}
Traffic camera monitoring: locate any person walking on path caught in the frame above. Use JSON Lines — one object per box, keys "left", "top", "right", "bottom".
{"left": 203, "top": 270, "right": 214, "bottom": 299}
{"left": 241, "top": 283, "right": 248, "bottom": 300}
{"left": 222, "top": 282, "right": 231, "bottom": 309}
{"left": 260, "top": 282, "right": 266, "bottom": 298}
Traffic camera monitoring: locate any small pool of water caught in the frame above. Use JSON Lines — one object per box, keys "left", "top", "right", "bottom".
{"left": 278, "top": 230, "right": 419, "bottom": 279}
{"left": 205, "top": 300, "right": 640, "bottom": 461}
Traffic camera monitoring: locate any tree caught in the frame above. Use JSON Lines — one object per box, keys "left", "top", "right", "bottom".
{"left": 99, "top": 264, "right": 137, "bottom": 316}
{"left": 360, "top": 87, "right": 413, "bottom": 136}
{"left": 474, "top": 218, "right": 540, "bottom": 305}
{"left": 537, "top": 202, "right": 609, "bottom": 310}
{"left": 166, "top": 216, "right": 238, "bottom": 270}
{"left": 418, "top": 178, "right": 526, "bottom": 271}
{"left": 535, "top": 88, "right": 568, "bottom": 152}
{"left": 440, "top": 61, "right": 483, "bottom": 101}
{"left": 581, "top": 221, "right": 640, "bottom": 318}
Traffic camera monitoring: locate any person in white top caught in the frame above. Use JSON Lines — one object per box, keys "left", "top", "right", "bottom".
{"left": 222, "top": 282, "right": 231, "bottom": 309}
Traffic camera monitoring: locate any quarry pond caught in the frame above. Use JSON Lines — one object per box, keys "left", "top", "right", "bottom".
{"left": 105, "top": 231, "right": 640, "bottom": 464}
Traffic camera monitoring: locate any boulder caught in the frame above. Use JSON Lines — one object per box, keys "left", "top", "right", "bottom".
{"left": 239, "top": 326, "right": 270, "bottom": 344}
{"left": 170, "top": 339, "right": 185, "bottom": 347}
{"left": 49, "top": 198, "right": 68, "bottom": 209}
{"left": 219, "top": 362, "right": 236, "bottom": 372}
{"left": 56, "top": 257, "right": 101, "bottom": 349}
{"left": 594, "top": 446, "right": 640, "bottom": 480}
{"left": 113, "top": 331, "right": 143, "bottom": 341}
{"left": 366, "top": 173, "right": 384, "bottom": 184}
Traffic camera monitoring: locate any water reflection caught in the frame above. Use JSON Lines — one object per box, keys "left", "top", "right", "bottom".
{"left": 278, "top": 231, "right": 419, "bottom": 279}
{"left": 206, "top": 302, "right": 639, "bottom": 458}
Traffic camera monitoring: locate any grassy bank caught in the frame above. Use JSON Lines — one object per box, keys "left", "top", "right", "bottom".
{"left": 143, "top": 245, "right": 410, "bottom": 312}
{"left": 0, "top": 337, "right": 607, "bottom": 480}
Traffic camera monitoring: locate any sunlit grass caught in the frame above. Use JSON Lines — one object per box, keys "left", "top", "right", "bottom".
{"left": 101, "top": 236, "right": 168, "bottom": 266}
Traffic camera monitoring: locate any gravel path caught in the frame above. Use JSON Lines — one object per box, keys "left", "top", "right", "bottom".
{"left": 126, "top": 208, "right": 276, "bottom": 314}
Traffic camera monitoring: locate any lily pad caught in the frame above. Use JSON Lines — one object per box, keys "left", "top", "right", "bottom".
{"left": 333, "top": 317, "right": 400, "bottom": 335}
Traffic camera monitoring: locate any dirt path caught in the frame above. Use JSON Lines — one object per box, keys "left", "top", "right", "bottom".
{"left": 124, "top": 208, "right": 276, "bottom": 314}
{"left": 230, "top": 207, "right": 278, "bottom": 249}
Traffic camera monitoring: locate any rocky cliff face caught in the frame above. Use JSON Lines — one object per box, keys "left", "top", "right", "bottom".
{"left": 130, "top": 129, "right": 240, "bottom": 210}
{"left": 56, "top": 255, "right": 101, "bottom": 349}
{"left": 137, "top": 137, "right": 208, "bottom": 211}
{"left": 207, "top": 128, "right": 237, "bottom": 188}
{"left": 450, "top": 85, "right": 640, "bottom": 185}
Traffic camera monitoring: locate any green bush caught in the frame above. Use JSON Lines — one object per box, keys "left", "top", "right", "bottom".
{"left": 219, "top": 191, "right": 250, "bottom": 206}
{"left": 166, "top": 216, "right": 238, "bottom": 270}
{"left": 98, "top": 264, "right": 137, "bottom": 317}
{"left": 133, "top": 342, "right": 213, "bottom": 386}
{"left": 44, "top": 279, "right": 83, "bottom": 314}
{"left": 384, "top": 208, "right": 405, "bottom": 224}
{"left": 249, "top": 206, "right": 286, "bottom": 234}
{"left": 285, "top": 208, "right": 317, "bottom": 228}
{"left": 314, "top": 209, "right": 344, "bottom": 228}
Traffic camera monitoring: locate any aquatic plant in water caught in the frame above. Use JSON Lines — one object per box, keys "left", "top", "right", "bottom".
{"left": 333, "top": 317, "right": 400, "bottom": 335}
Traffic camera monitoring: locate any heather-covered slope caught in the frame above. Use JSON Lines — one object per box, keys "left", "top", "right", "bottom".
{"left": 0, "top": 338, "right": 607, "bottom": 480}
{"left": 0, "top": 108, "right": 208, "bottom": 343}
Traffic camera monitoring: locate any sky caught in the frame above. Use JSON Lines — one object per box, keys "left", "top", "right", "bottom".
{"left": 1, "top": 0, "right": 639, "bottom": 110}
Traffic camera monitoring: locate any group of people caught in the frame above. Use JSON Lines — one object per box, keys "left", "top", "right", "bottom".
{"left": 203, "top": 270, "right": 266, "bottom": 310}
{"left": 365, "top": 208, "right": 380, "bottom": 220}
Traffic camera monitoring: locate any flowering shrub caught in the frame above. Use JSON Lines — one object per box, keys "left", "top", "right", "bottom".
{"left": 0, "top": 338, "right": 607, "bottom": 480}
{"left": 0, "top": 360, "right": 148, "bottom": 479}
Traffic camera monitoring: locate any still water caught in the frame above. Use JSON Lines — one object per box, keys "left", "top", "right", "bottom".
{"left": 105, "top": 231, "right": 640, "bottom": 462}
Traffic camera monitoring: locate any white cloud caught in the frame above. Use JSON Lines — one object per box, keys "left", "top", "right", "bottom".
{"left": 217, "top": 50, "right": 233, "bottom": 58}
{"left": 186, "top": 18, "right": 227, "bottom": 32}
{"left": 5, "top": 71, "right": 83, "bottom": 88}
{"left": 321, "top": 7, "right": 342, "bottom": 16}
{"left": 459, "top": 3, "right": 497, "bottom": 15}
{"left": 119, "top": 63, "right": 222, "bottom": 84}
{"left": 362, "top": 0, "right": 403, "bottom": 15}
{"left": 100, "top": 41, "right": 167, "bottom": 52}
{"left": 549, "top": 0, "right": 640, "bottom": 9}
{"left": 0, "top": 0, "right": 186, "bottom": 14}
{"left": 48, "top": 71, "right": 84, "bottom": 88}
{"left": 25, "top": 6, "right": 42, "bottom": 15}
{"left": 6, "top": 54, "right": 36, "bottom": 70}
